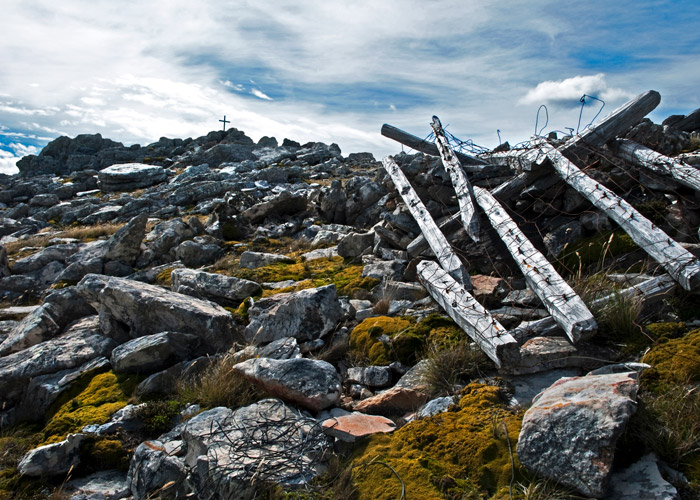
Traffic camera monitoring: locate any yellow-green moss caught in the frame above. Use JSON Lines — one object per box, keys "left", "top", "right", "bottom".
{"left": 350, "top": 314, "right": 467, "bottom": 366}
{"left": 642, "top": 328, "right": 700, "bottom": 390}
{"left": 42, "top": 371, "right": 140, "bottom": 444}
{"left": 644, "top": 322, "right": 688, "bottom": 342}
{"left": 155, "top": 267, "right": 175, "bottom": 287}
{"left": 79, "top": 437, "right": 130, "bottom": 473}
{"left": 351, "top": 384, "right": 523, "bottom": 500}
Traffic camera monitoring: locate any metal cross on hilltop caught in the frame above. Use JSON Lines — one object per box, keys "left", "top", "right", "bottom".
{"left": 219, "top": 115, "right": 230, "bottom": 131}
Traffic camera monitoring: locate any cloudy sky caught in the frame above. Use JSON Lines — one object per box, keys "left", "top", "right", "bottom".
{"left": 1, "top": 0, "right": 699, "bottom": 174}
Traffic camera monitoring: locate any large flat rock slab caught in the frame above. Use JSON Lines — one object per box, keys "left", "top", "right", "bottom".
{"left": 77, "top": 274, "right": 237, "bottom": 351}
{"left": 97, "top": 163, "right": 167, "bottom": 192}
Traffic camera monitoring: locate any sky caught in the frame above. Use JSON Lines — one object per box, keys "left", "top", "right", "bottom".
{"left": 1, "top": 0, "right": 699, "bottom": 175}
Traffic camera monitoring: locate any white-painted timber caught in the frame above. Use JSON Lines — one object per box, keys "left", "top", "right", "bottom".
{"left": 616, "top": 139, "right": 700, "bottom": 193}
{"left": 431, "top": 116, "right": 480, "bottom": 242}
{"left": 382, "top": 156, "right": 471, "bottom": 288}
{"left": 473, "top": 185, "right": 597, "bottom": 342}
{"left": 536, "top": 138, "right": 700, "bottom": 291}
{"left": 590, "top": 274, "right": 677, "bottom": 310}
{"left": 406, "top": 212, "right": 461, "bottom": 258}
{"left": 417, "top": 260, "right": 519, "bottom": 367}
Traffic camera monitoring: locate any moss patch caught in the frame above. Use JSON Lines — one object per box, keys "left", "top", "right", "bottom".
{"left": 350, "top": 314, "right": 468, "bottom": 366}
{"left": 351, "top": 384, "right": 523, "bottom": 500}
{"left": 42, "top": 371, "right": 140, "bottom": 444}
{"left": 155, "top": 267, "right": 176, "bottom": 287}
{"left": 641, "top": 328, "right": 700, "bottom": 389}
{"left": 78, "top": 437, "right": 130, "bottom": 474}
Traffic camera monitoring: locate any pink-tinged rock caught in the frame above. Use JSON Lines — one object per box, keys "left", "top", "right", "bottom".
{"left": 470, "top": 275, "right": 507, "bottom": 305}
{"left": 517, "top": 371, "right": 639, "bottom": 498}
{"left": 322, "top": 413, "right": 396, "bottom": 442}
{"left": 352, "top": 387, "right": 429, "bottom": 415}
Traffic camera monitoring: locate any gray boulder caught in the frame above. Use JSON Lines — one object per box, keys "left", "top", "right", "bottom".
{"left": 180, "top": 400, "right": 330, "bottom": 498}
{"left": 517, "top": 371, "right": 639, "bottom": 497}
{"left": 0, "top": 286, "right": 95, "bottom": 355}
{"left": 416, "top": 396, "right": 456, "bottom": 418}
{"left": 77, "top": 274, "right": 237, "bottom": 352}
{"left": 103, "top": 213, "right": 147, "bottom": 266}
{"left": 170, "top": 268, "right": 261, "bottom": 306}
{"left": 0, "top": 244, "right": 9, "bottom": 277}
{"left": 337, "top": 231, "right": 374, "bottom": 258}
{"left": 175, "top": 239, "right": 223, "bottom": 268}
{"left": 11, "top": 243, "right": 79, "bottom": 274}
{"left": 604, "top": 453, "right": 678, "bottom": 500}
{"left": 64, "top": 469, "right": 130, "bottom": 500}
{"left": 244, "top": 285, "right": 342, "bottom": 344}
{"left": 346, "top": 366, "right": 392, "bottom": 388}
{"left": 0, "top": 316, "right": 116, "bottom": 407}
{"left": 127, "top": 439, "right": 189, "bottom": 500}
{"left": 241, "top": 191, "right": 307, "bottom": 223}
{"left": 97, "top": 163, "right": 167, "bottom": 192}
{"left": 18, "top": 433, "right": 86, "bottom": 477}
{"left": 110, "top": 332, "right": 200, "bottom": 374}
{"left": 135, "top": 355, "right": 217, "bottom": 397}
{"left": 233, "top": 358, "right": 341, "bottom": 411}
{"left": 239, "top": 250, "right": 294, "bottom": 269}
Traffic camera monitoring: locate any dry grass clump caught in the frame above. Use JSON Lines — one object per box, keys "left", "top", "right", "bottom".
{"left": 423, "top": 340, "right": 491, "bottom": 397}
{"left": 176, "top": 349, "right": 263, "bottom": 409}
{"left": 3, "top": 223, "right": 124, "bottom": 255}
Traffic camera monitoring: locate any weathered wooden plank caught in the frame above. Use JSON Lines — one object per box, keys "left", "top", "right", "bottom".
{"left": 406, "top": 212, "right": 461, "bottom": 258}
{"left": 615, "top": 139, "right": 700, "bottom": 193}
{"left": 380, "top": 124, "right": 487, "bottom": 169}
{"left": 417, "top": 260, "right": 520, "bottom": 367}
{"left": 590, "top": 274, "right": 677, "bottom": 310}
{"left": 473, "top": 186, "right": 597, "bottom": 343}
{"left": 382, "top": 156, "right": 471, "bottom": 288}
{"left": 536, "top": 138, "right": 700, "bottom": 291}
{"left": 431, "top": 116, "right": 480, "bottom": 242}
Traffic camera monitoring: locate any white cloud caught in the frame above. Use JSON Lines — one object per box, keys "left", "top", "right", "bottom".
{"left": 251, "top": 89, "right": 273, "bottom": 101}
{"left": 519, "top": 74, "right": 633, "bottom": 107}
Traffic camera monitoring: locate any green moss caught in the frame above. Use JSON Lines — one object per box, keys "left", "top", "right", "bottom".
{"left": 78, "top": 437, "right": 130, "bottom": 473}
{"left": 155, "top": 267, "right": 176, "bottom": 287}
{"left": 351, "top": 384, "right": 523, "bottom": 500}
{"left": 644, "top": 322, "right": 688, "bottom": 342}
{"left": 42, "top": 371, "right": 140, "bottom": 444}
{"left": 349, "top": 314, "right": 467, "bottom": 366}
{"left": 135, "top": 400, "right": 182, "bottom": 435}
{"left": 642, "top": 329, "right": 700, "bottom": 390}
{"left": 556, "top": 230, "right": 638, "bottom": 274}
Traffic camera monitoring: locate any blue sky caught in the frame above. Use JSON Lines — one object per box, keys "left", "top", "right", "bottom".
{"left": 1, "top": 0, "right": 699, "bottom": 174}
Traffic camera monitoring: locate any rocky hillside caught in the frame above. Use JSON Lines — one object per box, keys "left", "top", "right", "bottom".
{"left": 1, "top": 101, "right": 700, "bottom": 500}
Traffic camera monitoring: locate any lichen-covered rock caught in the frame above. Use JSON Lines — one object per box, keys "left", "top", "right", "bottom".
{"left": 18, "top": 433, "right": 86, "bottom": 477}
{"left": 170, "top": 268, "right": 261, "bottom": 306}
{"left": 127, "top": 439, "right": 189, "bottom": 500}
{"left": 244, "top": 285, "right": 342, "bottom": 345}
{"left": 233, "top": 358, "right": 341, "bottom": 411}
{"left": 604, "top": 453, "right": 678, "bottom": 500}
{"left": 346, "top": 366, "right": 392, "bottom": 388}
{"left": 517, "top": 371, "right": 639, "bottom": 497}
{"left": 241, "top": 190, "right": 307, "bottom": 223}
{"left": 11, "top": 243, "right": 79, "bottom": 274}
{"left": 103, "top": 213, "right": 147, "bottom": 266}
{"left": 77, "top": 274, "right": 237, "bottom": 352}
{"left": 64, "top": 469, "right": 130, "bottom": 500}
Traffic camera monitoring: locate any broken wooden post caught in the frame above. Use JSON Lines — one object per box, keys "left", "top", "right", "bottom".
{"left": 590, "top": 274, "right": 677, "bottom": 310}
{"left": 417, "top": 260, "right": 520, "bottom": 367}
{"left": 536, "top": 138, "right": 700, "bottom": 291}
{"left": 382, "top": 156, "right": 471, "bottom": 288}
{"left": 488, "top": 90, "right": 662, "bottom": 175}
{"left": 614, "top": 139, "right": 700, "bottom": 193}
{"left": 380, "top": 124, "right": 487, "bottom": 169}
{"left": 431, "top": 116, "right": 480, "bottom": 242}
{"left": 473, "top": 186, "right": 597, "bottom": 342}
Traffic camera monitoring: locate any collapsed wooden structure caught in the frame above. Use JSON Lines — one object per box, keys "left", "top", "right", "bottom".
{"left": 381, "top": 90, "right": 700, "bottom": 370}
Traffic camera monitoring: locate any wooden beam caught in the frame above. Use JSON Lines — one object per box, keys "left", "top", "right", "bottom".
{"left": 614, "top": 139, "right": 700, "bottom": 193}
{"left": 380, "top": 124, "right": 487, "bottom": 169}
{"left": 382, "top": 156, "right": 471, "bottom": 288}
{"left": 406, "top": 212, "right": 460, "bottom": 258}
{"left": 473, "top": 186, "right": 597, "bottom": 342}
{"left": 417, "top": 260, "right": 520, "bottom": 367}
{"left": 590, "top": 274, "right": 676, "bottom": 310}
{"left": 536, "top": 138, "right": 700, "bottom": 291}
{"left": 431, "top": 116, "right": 480, "bottom": 242}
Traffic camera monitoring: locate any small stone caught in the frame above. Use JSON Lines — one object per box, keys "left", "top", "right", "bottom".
{"left": 322, "top": 413, "right": 396, "bottom": 442}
